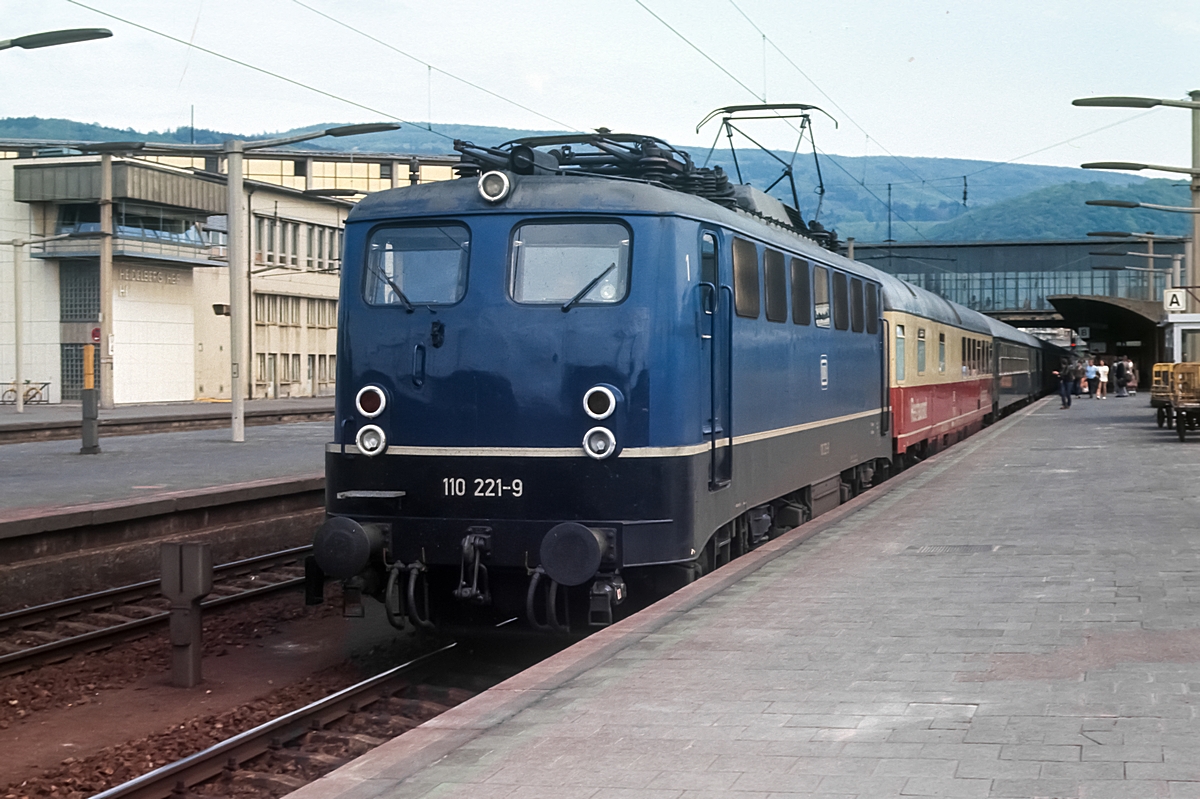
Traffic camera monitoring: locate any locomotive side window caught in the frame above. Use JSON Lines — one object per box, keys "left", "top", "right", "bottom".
{"left": 917, "top": 328, "right": 927, "bottom": 374}
{"left": 895, "top": 324, "right": 906, "bottom": 380}
{"left": 813, "top": 265, "right": 830, "bottom": 328}
{"left": 763, "top": 249, "right": 787, "bottom": 323}
{"left": 791, "top": 258, "right": 811, "bottom": 325}
{"left": 732, "top": 237, "right": 760, "bottom": 318}
{"left": 700, "top": 232, "right": 717, "bottom": 285}
{"left": 850, "top": 277, "right": 864, "bottom": 332}
{"left": 832, "top": 271, "right": 849, "bottom": 330}
{"left": 865, "top": 283, "right": 879, "bottom": 334}
{"left": 510, "top": 222, "right": 630, "bottom": 305}
{"left": 364, "top": 224, "right": 470, "bottom": 307}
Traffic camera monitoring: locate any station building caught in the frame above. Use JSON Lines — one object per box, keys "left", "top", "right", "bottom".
{"left": 0, "top": 144, "right": 455, "bottom": 406}
{"left": 848, "top": 238, "right": 1192, "bottom": 373}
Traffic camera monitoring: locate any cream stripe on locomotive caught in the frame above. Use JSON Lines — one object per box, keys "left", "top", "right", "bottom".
{"left": 885, "top": 309, "right": 993, "bottom": 389}
{"left": 327, "top": 408, "right": 880, "bottom": 459}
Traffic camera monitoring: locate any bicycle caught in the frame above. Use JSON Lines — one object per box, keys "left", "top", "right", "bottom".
{"left": 1, "top": 381, "right": 50, "bottom": 405}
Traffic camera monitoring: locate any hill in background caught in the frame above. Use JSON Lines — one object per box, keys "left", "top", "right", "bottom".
{"left": 0, "top": 116, "right": 1170, "bottom": 242}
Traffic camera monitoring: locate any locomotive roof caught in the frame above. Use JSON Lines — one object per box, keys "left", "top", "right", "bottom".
{"left": 350, "top": 174, "right": 1022, "bottom": 341}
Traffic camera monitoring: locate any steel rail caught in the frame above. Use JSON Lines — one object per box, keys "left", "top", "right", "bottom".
{"left": 88, "top": 642, "right": 458, "bottom": 799}
{"left": 0, "top": 546, "right": 312, "bottom": 676}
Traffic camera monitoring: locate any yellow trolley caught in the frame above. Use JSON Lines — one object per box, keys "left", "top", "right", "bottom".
{"left": 1151, "top": 363, "right": 1175, "bottom": 428}
{"left": 1171, "top": 363, "right": 1200, "bottom": 441}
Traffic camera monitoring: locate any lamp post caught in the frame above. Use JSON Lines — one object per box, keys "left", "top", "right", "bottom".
{"left": 0, "top": 27, "right": 111, "bottom": 51}
{"left": 86, "top": 123, "right": 399, "bottom": 440}
{"left": 1075, "top": 91, "right": 1200, "bottom": 308}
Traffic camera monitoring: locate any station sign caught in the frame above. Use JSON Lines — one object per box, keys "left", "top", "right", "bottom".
{"left": 1164, "top": 289, "right": 1187, "bottom": 313}
{"left": 1078, "top": 326, "right": 1090, "bottom": 339}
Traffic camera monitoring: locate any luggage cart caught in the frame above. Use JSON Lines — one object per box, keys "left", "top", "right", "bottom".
{"left": 1170, "top": 363, "right": 1200, "bottom": 441}
{"left": 1151, "top": 363, "right": 1175, "bottom": 428}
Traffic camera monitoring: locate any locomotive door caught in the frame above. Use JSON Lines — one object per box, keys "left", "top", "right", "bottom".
{"left": 700, "top": 231, "right": 732, "bottom": 490}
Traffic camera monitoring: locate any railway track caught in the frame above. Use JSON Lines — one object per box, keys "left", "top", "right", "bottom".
{"left": 89, "top": 643, "right": 465, "bottom": 799}
{"left": 0, "top": 546, "right": 311, "bottom": 677}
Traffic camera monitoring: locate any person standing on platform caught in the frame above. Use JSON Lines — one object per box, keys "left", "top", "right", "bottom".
{"left": 1126, "top": 357, "right": 1138, "bottom": 396}
{"left": 1055, "top": 359, "right": 1073, "bottom": 409}
{"left": 1114, "top": 357, "right": 1128, "bottom": 397}
{"left": 1097, "top": 358, "right": 1109, "bottom": 399}
{"left": 1085, "top": 359, "right": 1098, "bottom": 398}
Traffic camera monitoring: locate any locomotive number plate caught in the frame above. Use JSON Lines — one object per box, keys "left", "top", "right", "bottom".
{"left": 443, "top": 477, "right": 524, "bottom": 498}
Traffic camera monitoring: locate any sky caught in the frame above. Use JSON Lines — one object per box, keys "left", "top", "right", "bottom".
{"left": 3, "top": 0, "right": 1200, "bottom": 178}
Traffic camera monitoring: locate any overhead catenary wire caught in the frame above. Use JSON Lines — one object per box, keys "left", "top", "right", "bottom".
{"left": 64, "top": 0, "right": 454, "bottom": 140}
{"left": 287, "top": 0, "right": 583, "bottom": 133}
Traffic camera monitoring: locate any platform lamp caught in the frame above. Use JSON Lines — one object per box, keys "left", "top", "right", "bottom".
{"left": 1074, "top": 91, "right": 1200, "bottom": 310}
{"left": 84, "top": 123, "right": 399, "bottom": 440}
{"left": 2, "top": 27, "right": 112, "bottom": 412}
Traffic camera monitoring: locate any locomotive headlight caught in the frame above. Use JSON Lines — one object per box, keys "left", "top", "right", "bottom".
{"left": 356, "top": 424, "right": 387, "bottom": 456}
{"left": 355, "top": 385, "right": 386, "bottom": 418}
{"left": 583, "top": 426, "right": 616, "bottom": 460}
{"left": 583, "top": 385, "right": 617, "bottom": 420}
{"left": 477, "top": 170, "right": 511, "bottom": 203}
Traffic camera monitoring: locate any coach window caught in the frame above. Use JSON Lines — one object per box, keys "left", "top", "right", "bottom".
{"left": 850, "top": 277, "right": 864, "bottom": 332}
{"left": 938, "top": 333, "right": 946, "bottom": 373}
{"left": 895, "top": 324, "right": 906, "bottom": 380}
{"left": 364, "top": 224, "right": 470, "bottom": 306}
{"left": 832, "top": 271, "right": 849, "bottom": 330}
{"left": 813, "top": 265, "right": 830, "bottom": 327}
{"left": 917, "top": 328, "right": 927, "bottom": 374}
{"left": 732, "top": 237, "right": 760, "bottom": 318}
{"left": 763, "top": 249, "right": 787, "bottom": 322}
{"left": 961, "top": 337, "right": 968, "bottom": 375}
{"left": 791, "top": 258, "right": 811, "bottom": 325}
{"left": 510, "top": 222, "right": 630, "bottom": 305}
{"left": 865, "top": 283, "right": 879, "bottom": 334}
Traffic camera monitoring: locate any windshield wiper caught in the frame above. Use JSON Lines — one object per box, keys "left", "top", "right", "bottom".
{"left": 368, "top": 263, "right": 415, "bottom": 313}
{"left": 561, "top": 262, "right": 616, "bottom": 313}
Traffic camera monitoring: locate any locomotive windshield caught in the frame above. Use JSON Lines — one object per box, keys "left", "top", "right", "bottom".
{"left": 510, "top": 222, "right": 630, "bottom": 306}
{"left": 363, "top": 225, "right": 469, "bottom": 307}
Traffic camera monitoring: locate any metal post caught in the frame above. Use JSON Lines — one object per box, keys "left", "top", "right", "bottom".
{"left": 12, "top": 239, "right": 23, "bottom": 413}
{"left": 409, "top": 157, "right": 420, "bottom": 186}
{"left": 225, "top": 140, "right": 246, "bottom": 442}
{"left": 1144, "top": 236, "right": 1156, "bottom": 301}
{"left": 80, "top": 343, "right": 100, "bottom": 453}
{"left": 1173, "top": 252, "right": 1183, "bottom": 289}
{"left": 99, "top": 154, "right": 114, "bottom": 408}
{"left": 160, "top": 542, "right": 213, "bottom": 688}
{"left": 1191, "top": 90, "right": 1200, "bottom": 313}
{"left": 846, "top": 237, "right": 855, "bottom": 261}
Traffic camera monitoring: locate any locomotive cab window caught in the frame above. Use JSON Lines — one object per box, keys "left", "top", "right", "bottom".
{"left": 832, "top": 271, "right": 849, "bottom": 330}
{"left": 732, "top": 237, "right": 760, "bottom": 318}
{"left": 510, "top": 222, "right": 630, "bottom": 305}
{"left": 700, "top": 232, "right": 717, "bottom": 285}
{"left": 763, "top": 249, "right": 787, "bottom": 322}
{"left": 791, "top": 258, "right": 811, "bottom": 325}
{"left": 813, "top": 265, "right": 831, "bottom": 328}
{"left": 364, "top": 224, "right": 470, "bottom": 307}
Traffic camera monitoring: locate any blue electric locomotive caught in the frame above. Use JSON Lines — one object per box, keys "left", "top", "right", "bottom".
{"left": 308, "top": 132, "right": 896, "bottom": 631}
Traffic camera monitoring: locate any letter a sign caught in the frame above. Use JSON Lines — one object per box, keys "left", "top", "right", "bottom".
{"left": 1164, "top": 289, "right": 1186, "bottom": 313}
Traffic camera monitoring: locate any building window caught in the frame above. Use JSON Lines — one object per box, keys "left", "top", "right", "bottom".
{"left": 896, "top": 325, "right": 906, "bottom": 380}
{"left": 307, "top": 226, "right": 315, "bottom": 270}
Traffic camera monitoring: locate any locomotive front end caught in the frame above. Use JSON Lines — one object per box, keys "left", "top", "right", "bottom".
{"left": 309, "top": 170, "right": 695, "bottom": 633}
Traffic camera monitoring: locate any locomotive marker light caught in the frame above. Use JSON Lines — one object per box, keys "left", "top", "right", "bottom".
{"left": 355, "top": 385, "right": 387, "bottom": 418}
{"left": 583, "top": 385, "right": 619, "bottom": 420}
{"left": 478, "top": 171, "right": 512, "bottom": 203}
{"left": 356, "top": 424, "right": 387, "bottom": 456}
{"left": 583, "top": 426, "right": 617, "bottom": 459}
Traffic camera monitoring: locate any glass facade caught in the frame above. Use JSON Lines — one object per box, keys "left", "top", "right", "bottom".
{"left": 855, "top": 241, "right": 1185, "bottom": 313}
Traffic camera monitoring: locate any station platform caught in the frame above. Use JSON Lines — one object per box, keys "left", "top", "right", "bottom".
{"left": 0, "top": 406, "right": 329, "bottom": 515}
{"left": 289, "top": 395, "right": 1200, "bottom": 799}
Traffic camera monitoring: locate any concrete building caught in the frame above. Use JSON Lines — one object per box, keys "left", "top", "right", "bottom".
{"left": 0, "top": 145, "right": 457, "bottom": 406}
